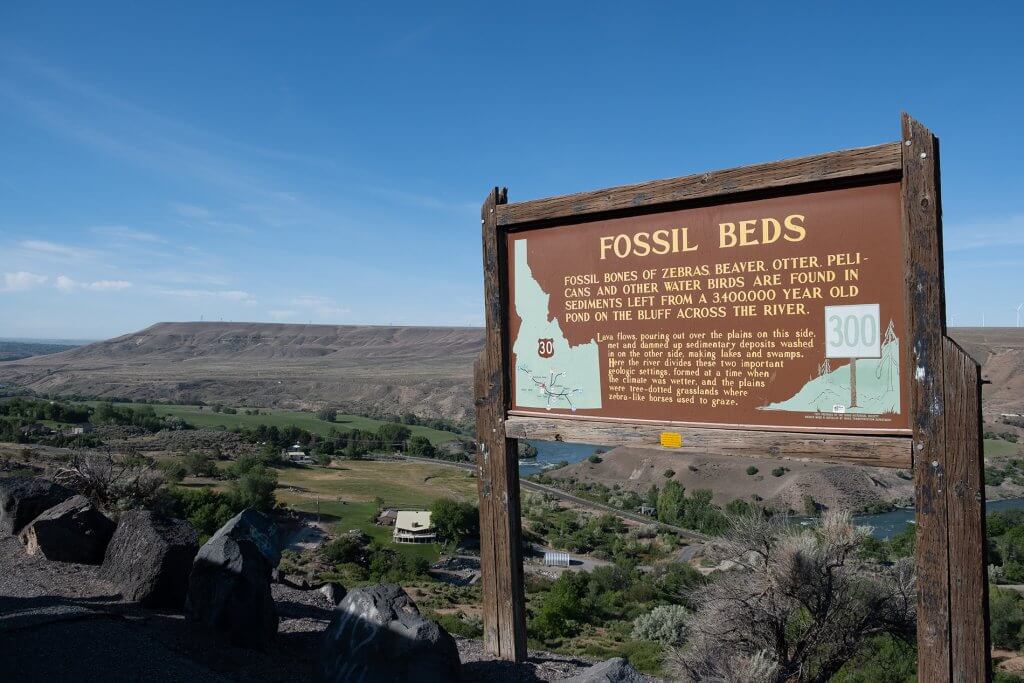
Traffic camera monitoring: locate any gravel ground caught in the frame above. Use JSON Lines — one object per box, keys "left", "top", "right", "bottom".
{"left": 0, "top": 535, "right": 659, "bottom": 681}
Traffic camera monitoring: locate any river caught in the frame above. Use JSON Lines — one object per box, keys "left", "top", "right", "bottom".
{"left": 526, "top": 441, "right": 1024, "bottom": 540}
{"left": 855, "top": 497, "right": 1024, "bottom": 539}
{"left": 519, "top": 440, "right": 603, "bottom": 477}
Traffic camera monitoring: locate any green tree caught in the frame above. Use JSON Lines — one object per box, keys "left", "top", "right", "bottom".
{"left": 990, "top": 586, "right": 1024, "bottom": 650}
{"left": 228, "top": 465, "right": 277, "bottom": 511}
{"left": 376, "top": 423, "right": 412, "bottom": 452}
{"left": 530, "top": 572, "right": 588, "bottom": 641}
{"left": 407, "top": 435, "right": 436, "bottom": 458}
{"left": 317, "top": 407, "right": 338, "bottom": 422}
{"left": 184, "top": 451, "right": 218, "bottom": 477}
{"left": 430, "top": 498, "right": 479, "bottom": 547}
{"left": 657, "top": 480, "right": 686, "bottom": 526}
{"left": 646, "top": 484, "right": 660, "bottom": 509}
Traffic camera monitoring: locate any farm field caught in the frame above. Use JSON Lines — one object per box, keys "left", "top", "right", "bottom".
{"left": 276, "top": 461, "right": 478, "bottom": 562}
{"left": 82, "top": 401, "right": 461, "bottom": 445}
{"left": 985, "top": 438, "right": 1021, "bottom": 458}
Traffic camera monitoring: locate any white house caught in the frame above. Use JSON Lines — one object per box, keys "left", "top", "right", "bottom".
{"left": 392, "top": 510, "right": 436, "bottom": 544}
{"left": 285, "top": 443, "right": 314, "bottom": 465}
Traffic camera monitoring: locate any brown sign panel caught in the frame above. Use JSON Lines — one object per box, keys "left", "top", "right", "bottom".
{"left": 506, "top": 182, "right": 909, "bottom": 434}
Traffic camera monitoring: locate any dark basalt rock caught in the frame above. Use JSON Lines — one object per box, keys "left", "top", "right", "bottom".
{"left": 184, "top": 509, "right": 279, "bottom": 648}
{"left": 321, "top": 583, "right": 461, "bottom": 683}
{"left": 0, "top": 477, "right": 73, "bottom": 536}
{"left": 563, "top": 657, "right": 644, "bottom": 683}
{"left": 101, "top": 509, "right": 199, "bottom": 608}
{"left": 18, "top": 495, "right": 115, "bottom": 564}
{"left": 319, "top": 582, "right": 346, "bottom": 606}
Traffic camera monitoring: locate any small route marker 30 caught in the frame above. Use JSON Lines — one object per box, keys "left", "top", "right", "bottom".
{"left": 474, "top": 113, "right": 987, "bottom": 680}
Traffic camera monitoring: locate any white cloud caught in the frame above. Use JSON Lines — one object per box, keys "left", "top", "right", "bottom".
{"left": 20, "top": 239, "right": 95, "bottom": 260}
{"left": 55, "top": 275, "right": 133, "bottom": 292}
{"left": 2, "top": 271, "right": 48, "bottom": 292}
{"left": 92, "top": 226, "right": 166, "bottom": 243}
{"left": 170, "top": 203, "right": 212, "bottom": 220}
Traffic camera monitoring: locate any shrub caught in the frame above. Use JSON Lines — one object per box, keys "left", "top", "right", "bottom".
{"left": 771, "top": 467, "right": 787, "bottom": 477}
{"left": 425, "top": 611, "right": 483, "bottom": 639}
{"left": 588, "top": 454, "right": 603, "bottom": 464}
{"left": 184, "top": 451, "right": 218, "bottom": 478}
{"left": 228, "top": 465, "right": 277, "bottom": 511}
{"left": 632, "top": 604, "right": 689, "bottom": 646}
{"left": 163, "top": 487, "right": 238, "bottom": 540}
{"left": 663, "top": 469, "right": 675, "bottom": 478}
{"left": 323, "top": 534, "right": 368, "bottom": 565}
{"left": 317, "top": 408, "right": 337, "bottom": 422}
{"left": 990, "top": 586, "right": 1024, "bottom": 650}
{"left": 803, "top": 494, "right": 819, "bottom": 517}
{"left": 669, "top": 512, "right": 915, "bottom": 682}
{"left": 745, "top": 466, "right": 758, "bottom": 476}
{"left": 158, "top": 460, "right": 188, "bottom": 482}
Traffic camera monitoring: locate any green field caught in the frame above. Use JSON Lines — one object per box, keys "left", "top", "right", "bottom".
{"left": 275, "top": 460, "right": 478, "bottom": 562}
{"left": 985, "top": 438, "right": 1021, "bottom": 458}
{"left": 83, "top": 402, "right": 460, "bottom": 445}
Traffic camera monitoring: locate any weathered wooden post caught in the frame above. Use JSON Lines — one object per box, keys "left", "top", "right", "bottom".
{"left": 902, "top": 113, "right": 989, "bottom": 682}
{"left": 474, "top": 186, "right": 527, "bottom": 662}
{"left": 474, "top": 114, "right": 990, "bottom": 675}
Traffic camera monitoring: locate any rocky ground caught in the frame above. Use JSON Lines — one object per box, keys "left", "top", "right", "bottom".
{"left": 0, "top": 533, "right": 657, "bottom": 682}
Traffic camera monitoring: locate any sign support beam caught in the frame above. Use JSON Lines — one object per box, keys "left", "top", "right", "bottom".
{"left": 903, "top": 113, "right": 989, "bottom": 682}
{"left": 475, "top": 186, "right": 527, "bottom": 662}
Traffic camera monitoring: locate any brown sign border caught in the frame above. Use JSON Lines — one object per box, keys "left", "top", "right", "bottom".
{"left": 474, "top": 113, "right": 988, "bottom": 679}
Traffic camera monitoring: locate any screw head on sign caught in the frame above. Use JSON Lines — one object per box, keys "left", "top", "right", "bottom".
{"left": 931, "top": 460, "right": 939, "bottom": 467}
{"left": 920, "top": 152, "right": 927, "bottom": 159}
{"left": 905, "top": 140, "right": 912, "bottom": 146}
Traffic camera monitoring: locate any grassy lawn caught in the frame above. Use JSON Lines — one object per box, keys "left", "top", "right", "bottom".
{"left": 170, "top": 459, "right": 475, "bottom": 562}
{"left": 274, "top": 460, "right": 477, "bottom": 562}
{"left": 81, "top": 401, "right": 460, "bottom": 445}
{"left": 986, "top": 438, "right": 1021, "bottom": 458}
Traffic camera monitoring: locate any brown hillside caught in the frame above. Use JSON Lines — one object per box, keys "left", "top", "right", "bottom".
{"left": 0, "top": 325, "right": 1019, "bottom": 424}
{"left": 0, "top": 322, "right": 482, "bottom": 421}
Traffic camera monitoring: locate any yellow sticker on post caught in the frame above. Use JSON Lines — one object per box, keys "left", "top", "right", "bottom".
{"left": 660, "top": 432, "right": 682, "bottom": 448}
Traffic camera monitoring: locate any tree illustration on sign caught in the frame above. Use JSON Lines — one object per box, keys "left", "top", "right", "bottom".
{"left": 875, "top": 320, "right": 899, "bottom": 391}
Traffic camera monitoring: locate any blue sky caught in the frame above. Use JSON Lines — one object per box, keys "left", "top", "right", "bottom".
{"left": 1, "top": 2, "right": 1022, "bottom": 340}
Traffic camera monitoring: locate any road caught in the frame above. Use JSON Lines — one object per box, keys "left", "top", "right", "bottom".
{"left": 394, "top": 454, "right": 711, "bottom": 543}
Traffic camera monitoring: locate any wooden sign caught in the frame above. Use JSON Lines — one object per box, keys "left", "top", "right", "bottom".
{"left": 474, "top": 113, "right": 988, "bottom": 680}
{"left": 507, "top": 182, "right": 908, "bottom": 435}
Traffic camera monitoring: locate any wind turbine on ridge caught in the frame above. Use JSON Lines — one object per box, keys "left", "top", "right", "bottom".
{"left": 1017, "top": 303, "right": 1024, "bottom": 328}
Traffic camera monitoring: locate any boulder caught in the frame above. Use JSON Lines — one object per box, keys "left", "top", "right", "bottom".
{"left": 185, "top": 509, "right": 279, "bottom": 648}
{"left": 321, "top": 583, "right": 461, "bottom": 683}
{"left": 0, "top": 476, "right": 73, "bottom": 536}
{"left": 100, "top": 510, "right": 199, "bottom": 608}
{"left": 563, "top": 658, "right": 644, "bottom": 683}
{"left": 212, "top": 508, "right": 281, "bottom": 565}
{"left": 320, "top": 582, "right": 346, "bottom": 606}
{"left": 18, "top": 495, "right": 115, "bottom": 564}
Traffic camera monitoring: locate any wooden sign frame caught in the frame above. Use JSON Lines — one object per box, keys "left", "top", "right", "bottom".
{"left": 474, "top": 113, "right": 989, "bottom": 679}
